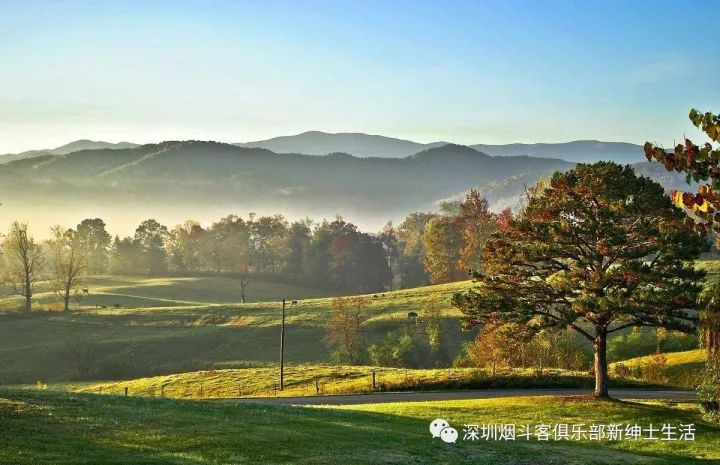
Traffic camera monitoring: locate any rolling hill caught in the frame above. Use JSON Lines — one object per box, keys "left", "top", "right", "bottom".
{"left": 0, "top": 277, "right": 472, "bottom": 383}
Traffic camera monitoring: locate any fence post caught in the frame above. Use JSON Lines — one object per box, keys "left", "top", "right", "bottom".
{"left": 199, "top": 384, "right": 203, "bottom": 398}
{"left": 372, "top": 370, "right": 376, "bottom": 390}
{"left": 160, "top": 385, "right": 164, "bottom": 397}
{"left": 238, "top": 383, "right": 242, "bottom": 398}
{"left": 315, "top": 379, "right": 320, "bottom": 395}
{"left": 124, "top": 387, "right": 128, "bottom": 396}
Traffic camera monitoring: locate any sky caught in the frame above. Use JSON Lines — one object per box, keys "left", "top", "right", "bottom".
{"left": 1, "top": 0, "right": 719, "bottom": 154}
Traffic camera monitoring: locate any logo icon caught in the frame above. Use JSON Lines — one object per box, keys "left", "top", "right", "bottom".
{"left": 429, "top": 418, "right": 458, "bottom": 444}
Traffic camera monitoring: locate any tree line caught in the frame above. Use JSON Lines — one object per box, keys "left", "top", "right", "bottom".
{"left": 0, "top": 189, "right": 505, "bottom": 312}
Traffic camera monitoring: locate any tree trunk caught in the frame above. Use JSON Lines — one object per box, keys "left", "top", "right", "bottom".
{"left": 24, "top": 274, "right": 32, "bottom": 313}
{"left": 64, "top": 286, "right": 71, "bottom": 312}
{"left": 593, "top": 331, "right": 609, "bottom": 398}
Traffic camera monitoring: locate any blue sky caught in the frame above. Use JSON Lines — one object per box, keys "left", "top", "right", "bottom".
{"left": 1, "top": 0, "right": 718, "bottom": 153}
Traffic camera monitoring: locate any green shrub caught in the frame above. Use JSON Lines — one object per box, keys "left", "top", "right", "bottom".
{"left": 699, "top": 358, "right": 720, "bottom": 423}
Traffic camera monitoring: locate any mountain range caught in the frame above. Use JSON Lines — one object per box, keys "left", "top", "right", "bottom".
{"left": 0, "top": 141, "right": 575, "bottom": 234}
{"left": 2, "top": 132, "right": 645, "bottom": 164}
{"left": 0, "top": 134, "right": 681, "bottom": 235}
{"left": 237, "top": 131, "right": 646, "bottom": 164}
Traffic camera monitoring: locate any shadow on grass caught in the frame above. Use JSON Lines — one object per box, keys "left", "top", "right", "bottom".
{"left": 1, "top": 388, "right": 719, "bottom": 465}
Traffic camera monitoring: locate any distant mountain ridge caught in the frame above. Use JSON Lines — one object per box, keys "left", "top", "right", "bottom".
{"left": 0, "top": 139, "right": 139, "bottom": 163}
{"left": 0, "top": 140, "right": 573, "bottom": 234}
{"left": 237, "top": 131, "right": 645, "bottom": 164}
{"left": 235, "top": 131, "right": 449, "bottom": 158}
{"left": 471, "top": 140, "right": 644, "bottom": 164}
{"left": 3, "top": 134, "right": 646, "bottom": 165}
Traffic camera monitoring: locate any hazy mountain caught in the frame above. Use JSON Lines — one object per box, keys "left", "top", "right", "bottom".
{"left": 237, "top": 132, "right": 644, "bottom": 164}
{"left": 0, "top": 139, "right": 139, "bottom": 163}
{"left": 236, "top": 131, "right": 448, "bottom": 158}
{"left": 471, "top": 140, "right": 644, "bottom": 164}
{"left": 0, "top": 141, "right": 572, "bottom": 235}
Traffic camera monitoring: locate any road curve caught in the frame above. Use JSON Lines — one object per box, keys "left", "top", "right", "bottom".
{"left": 223, "top": 389, "right": 696, "bottom": 406}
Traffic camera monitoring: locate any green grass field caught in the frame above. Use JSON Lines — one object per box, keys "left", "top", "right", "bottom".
{"left": 0, "top": 276, "right": 472, "bottom": 383}
{"left": 79, "top": 364, "right": 656, "bottom": 399}
{"left": 0, "top": 275, "right": 335, "bottom": 311}
{"left": 1, "top": 388, "right": 718, "bottom": 464}
{"left": 611, "top": 350, "right": 707, "bottom": 389}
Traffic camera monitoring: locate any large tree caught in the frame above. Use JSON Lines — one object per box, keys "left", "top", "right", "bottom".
{"left": 452, "top": 162, "right": 707, "bottom": 397}
{"left": 76, "top": 218, "right": 111, "bottom": 274}
{"left": 457, "top": 189, "right": 498, "bottom": 272}
{"left": 133, "top": 219, "right": 169, "bottom": 276}
{"left": 422, "top": 215, "right": 463, "bottom": 283}
{"left": 1, "top": 222, "right": 44, "bottom": 312}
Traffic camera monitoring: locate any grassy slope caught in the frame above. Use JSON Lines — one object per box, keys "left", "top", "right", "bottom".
{"left": 0, "top": 275, "right": 335, "bottom": 311}
{"left": 1, "top": 388, "right": 718, "bottom": 464}
{"left": 0, "top": 277, "right": 472, "bottom": 383}
{"left": 80, "top": 365, "right": 656, "bottom": 399}
{"left": 611, "top": 350, "right": 707, "bottom": 388}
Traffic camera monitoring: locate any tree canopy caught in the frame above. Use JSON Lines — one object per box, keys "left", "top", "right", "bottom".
{"left": 452, "top": 162, "right": 708, "bottom": 397}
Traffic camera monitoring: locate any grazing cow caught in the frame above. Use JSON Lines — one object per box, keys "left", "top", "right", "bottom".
{"left": 82, "top": 289, "right": 89, "bottom": 295}
{"left": 113, "top": 304, "right": 121, "bottom": 309}
{"left": 372, "top": 294, "right": 378, "bottom": 299}
{"left": 291, "top": 300, "right": 298, "bottom": 305}
{"left": 408, "top": 311, "right": 418, "bottom": 320}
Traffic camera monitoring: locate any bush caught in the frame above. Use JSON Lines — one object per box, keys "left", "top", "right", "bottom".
{"left": 699, "top": 358, "right": 720, "bottom": 423}
{"left": 641, "top": 351, "right": 668, "bottom": 385}
{"left": 613, "top": 363, "right": 631, "bottom": 378}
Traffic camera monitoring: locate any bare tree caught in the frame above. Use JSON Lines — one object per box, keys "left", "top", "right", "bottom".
{"left": 48, "top": 226, "right": 87, "bottom": 312}
{"left": 2, "top": 222, "right": 44, "bottom": 312}
{"left": 63, "top": 337, "right": 99, "bottom": 379}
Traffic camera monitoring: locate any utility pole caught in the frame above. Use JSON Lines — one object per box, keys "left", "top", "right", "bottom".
{"left": 280, "top": 298, "right": 286, "bottom": 391}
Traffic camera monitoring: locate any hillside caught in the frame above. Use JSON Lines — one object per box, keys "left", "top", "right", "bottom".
{"left": 1, "top": 388, "right": 717, "bottom": 464}
{"left": 0, "top": 275, "right": 335, "bottom": 311}
{"left": 0, "top": 141, "right": 572, "bottom": 234}
{"left": 611, "top": 350, "right": 706, "bottom": 388}
{"left": 0, "top": 278, "right": 472, "bottom": 383}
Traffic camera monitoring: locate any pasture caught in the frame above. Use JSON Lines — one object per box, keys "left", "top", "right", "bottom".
{"left": 1, "top": 388, "right": 718, "bottom": 464}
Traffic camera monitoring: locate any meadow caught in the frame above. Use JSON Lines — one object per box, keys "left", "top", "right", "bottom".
{"left": 79, "top": 364, "right": 657, "bottom": 399}
{"left": 0, "top": 276, "right": 472, "bottom": 383}
{"left": 1, "top": 388, "right": 718, "bottom": 464}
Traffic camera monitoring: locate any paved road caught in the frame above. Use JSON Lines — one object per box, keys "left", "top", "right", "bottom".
{"left": 224, "top": 389, "right": 696, "bottom": 406}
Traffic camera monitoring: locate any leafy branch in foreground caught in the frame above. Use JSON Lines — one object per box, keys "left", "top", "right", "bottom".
{"left": 644, "top": 109, "right": 720, "bottom": 237}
